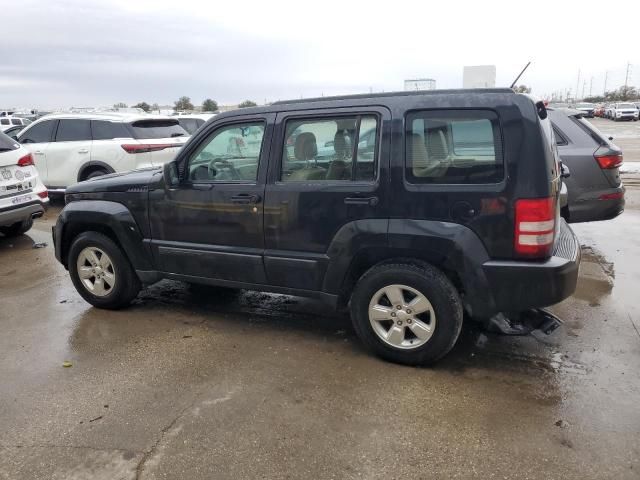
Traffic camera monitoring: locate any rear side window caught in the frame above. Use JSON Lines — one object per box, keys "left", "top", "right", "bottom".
{"left": 405, "top": 110, "right": 503, "bottom": 184}
{"left": 0, "top": 119, "right": 9, "bottom": 125}
{"left": 18, "top": 119, "right": 55, "bottom": 143}
{"left": 91, "top": 120, "right": 131, "bottom": 140}
{"left": 281, "top": 115, "right": 378, "bottom": 182}
{"left": 178, "top": 118, "right": 204, "bottom": 134}
{"left": 55, "top": 119, "right": 91, "bottom": 142}
{"left": 11, "top": 118, "right": 22, "bottom": 125}
{"left": 128, "top": 119, "right": 188, "bottom": 139}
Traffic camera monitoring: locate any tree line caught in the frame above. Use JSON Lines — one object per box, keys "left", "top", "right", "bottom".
{"left": 113, "top": 97, "right": 259, "bottom": 113}
{"left": 582, "top": 86, "right": 639, "bottom": 103}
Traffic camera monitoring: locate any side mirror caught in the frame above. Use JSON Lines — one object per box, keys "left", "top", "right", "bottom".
{"left": 608, "top": 136, "right": 614, "bottom": 141}
{"left": 560, "top": 162, "right": 571, "bottom": 179}
{"left": 163, "top": 161, "right": 180, "bottom": 188}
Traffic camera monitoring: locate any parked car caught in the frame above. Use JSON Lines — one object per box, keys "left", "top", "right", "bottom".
{"left": 610, "top": 102, "right": 639, "bottom": 121}
{"left": 0, "top": 116, "right": 32, "bottom": 132}
{"left": 604, "top": 104, "right": 614, "bottom": 119}
{"left": 593, "top": 104, "right": 606, "bottom": 117}
{"left": 573, "top": 102, "right": 595, "bottom": 117}
{"left": 53, "top": 89, "right": 580, "bottom": 365}
{"left": 17, "top": 113, "right": 189, "bottom": 193}
{"left": 2, "top": 124, "right": 26, "bottom": 140}
{"left": 548, "top": 108, "right": 624, "bottom": 223}
{"left": 0, "top": 131, "right": 48, "bottom": 237}
{"left": 175, "top": 113, "right": 216, "bottom": 135}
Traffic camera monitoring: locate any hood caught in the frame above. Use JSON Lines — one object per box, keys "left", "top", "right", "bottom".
{"left": 66, "top": 167, "right": 162, "bottom": 194}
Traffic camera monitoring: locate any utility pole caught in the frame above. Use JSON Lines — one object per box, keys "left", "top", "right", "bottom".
{"left": 603, "top": 71, "right": 608, "bottom": 96}
{"left": 624, "top": 62, "right": 631, "bottom": 89}
{"left": 589, "top": 77, "right": 593, "bottom": 97}
{"left": 575, "top": 69, "right": 581, "bottom": 102}
{"left": 582, "top": 80, "right": 586, "bottom": 99}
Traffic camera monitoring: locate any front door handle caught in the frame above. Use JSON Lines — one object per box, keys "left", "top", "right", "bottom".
{"left": 344, "top": 196, "right": 378, "bottom": 206}
{"left": 78, "top": 149, "right": 89, "bottom": 154}
{"left": 231, "top": 194, "right": 261, "bottom": 204}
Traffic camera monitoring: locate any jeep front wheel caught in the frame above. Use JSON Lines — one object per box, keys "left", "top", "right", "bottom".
{"left": 350, "top": 262, "right": 463, "bottom": 366}
{"left": 68, "top": 232, "right": 141, "bottom": 309}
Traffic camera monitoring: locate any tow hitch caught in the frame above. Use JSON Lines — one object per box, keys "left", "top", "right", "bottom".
{"left": 485, "top": 309, "right": 563, "bottom": 336}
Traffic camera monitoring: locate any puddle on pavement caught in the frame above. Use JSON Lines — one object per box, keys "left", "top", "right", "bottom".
{"left": 573, "top": 245, "right": 615, "bottom": 305}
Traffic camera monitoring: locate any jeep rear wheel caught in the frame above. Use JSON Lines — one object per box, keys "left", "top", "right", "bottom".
{"left": 68, "top": 232, "right": 141, "bottom": 309}
{"left": 350, "top": 262, "right": 463, "bottom": 366}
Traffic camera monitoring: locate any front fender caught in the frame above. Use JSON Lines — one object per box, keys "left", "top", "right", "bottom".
{"left": 54, "top": 200, "right": 153, "bottom": 272}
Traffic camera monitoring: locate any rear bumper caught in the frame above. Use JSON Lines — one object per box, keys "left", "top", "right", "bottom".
{"left": 568, "top": 186, "right": 625, "bottom": 223}
{"left": 481, "top": 220, "right": 580, "bottom": 312}
{"left": 0, "top": 200, "right": 47, "bottom": 227}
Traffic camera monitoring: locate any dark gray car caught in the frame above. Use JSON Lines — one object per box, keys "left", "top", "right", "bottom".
{"left": 549, "top": 108, "right": 624, "bottom": 223}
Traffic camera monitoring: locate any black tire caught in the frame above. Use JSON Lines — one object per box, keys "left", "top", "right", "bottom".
{"left": 0, "top": 217, "right": 33, "bottom": 237}
{"left": 84, "top": 169, "right": 109, "bottom": 180}
{"left": 68, "top": 232, "right": 141, "bottom": 309}
{"left": 350, "top": 261, "right": 463, "bottom": 366}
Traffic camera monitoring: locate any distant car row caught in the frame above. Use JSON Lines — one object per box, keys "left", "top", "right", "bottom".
{"left": 548, "top": 102, "right": 640, "bottom": 121}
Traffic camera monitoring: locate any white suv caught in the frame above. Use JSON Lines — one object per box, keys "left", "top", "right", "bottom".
{"left": 611, "top": 102, "right": 639, "bottom": 121}
{"left": 0, "top": 116, "right": 32, "bottom": 132}
{"left": 17, "top": 113, "right": 190, "bottom": 192}
{"left": 0, "top": 131, "right": 49, "bottom": 237}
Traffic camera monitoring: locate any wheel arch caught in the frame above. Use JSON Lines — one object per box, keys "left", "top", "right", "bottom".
{"left": 77, "top": 161, "right": 115, "bottom": 182}
{"left": 56, "top": 200, "right": 153, "bottom": 273}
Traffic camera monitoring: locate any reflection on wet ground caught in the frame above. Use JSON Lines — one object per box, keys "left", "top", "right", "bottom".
{"left": 1, "top": 189, "right": 639, "bottom": 479}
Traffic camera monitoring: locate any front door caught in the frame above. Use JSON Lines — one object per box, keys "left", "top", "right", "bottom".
{"left": 263, "top": 107, "right": 390, "bottom": 292}
{"left": 17, "top": 118, "right": 57, "bottom": 185}
{"left": 149, "top": 115, "right": 274, "bottom": 284}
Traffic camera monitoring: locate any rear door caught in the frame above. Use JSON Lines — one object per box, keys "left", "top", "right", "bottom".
{"left": 263, "top": 107, "right": 390, "bottom": 291}
{"left": 46, "top": 119, "right": 92, "bottom": 188}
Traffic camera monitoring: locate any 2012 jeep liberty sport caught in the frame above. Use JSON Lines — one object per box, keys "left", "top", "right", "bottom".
{"left": 53, "top": 89, "right": 581, "bottom": 365}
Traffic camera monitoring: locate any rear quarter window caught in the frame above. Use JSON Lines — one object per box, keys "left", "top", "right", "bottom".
{"left": 405, "top": 109, "right": 503, "bottom": 184}
{"left": 128, "top": 119, "right": 188, "bottom": 139}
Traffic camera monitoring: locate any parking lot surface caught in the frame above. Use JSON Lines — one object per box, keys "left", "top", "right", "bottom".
{"left": 2, "top": 154, "right": 640, "bottom": 477}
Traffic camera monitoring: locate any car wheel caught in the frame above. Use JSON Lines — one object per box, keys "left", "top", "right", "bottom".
{"left": 0, "top": 217, "right": 33, "bottom": 237}
{"left": 68, "top": 231, "right": 141, "bottom": 309}
{"left": 84, "top": 169, "right": 109, "bottom": 180}
{"left": 350, "top": 261, "right": 463, "bottom": 366}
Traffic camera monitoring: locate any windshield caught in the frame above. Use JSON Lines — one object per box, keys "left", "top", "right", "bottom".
{"left": 127, "top": 119, "right": 188, "bottom": 139}
{"left": 618, "top": 103, "right": 634, "bottom": 109}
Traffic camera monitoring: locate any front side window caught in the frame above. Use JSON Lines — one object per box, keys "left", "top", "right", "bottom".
{"left": 281, "top": 115, "right": 378, "bottom": 182}
{"left": 405, "top": 110, "right": 503, "bottom": 184}
{"left": 0, "top": 119, "right": 9, "bottom": 125}
{"left": 18, "top": 119, "right": 55, "bottom": 143}
{"left": 11, "top": 118, "right": 22, "bottom": 125}
{"left": 187, "top": 122, "right": 264, "bottom": 182}
{"left": 55, "top": 119, "right": 91, "bottom": 142}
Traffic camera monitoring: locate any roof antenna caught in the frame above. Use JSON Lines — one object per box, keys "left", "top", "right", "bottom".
{"left": 510, "top": 61, "right": 531, "bottom": 89}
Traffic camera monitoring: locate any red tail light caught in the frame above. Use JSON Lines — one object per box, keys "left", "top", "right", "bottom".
{"left": 595, "top": 154, "right": 623, "bottom": 169}
{"left": 514, "top": 197, "right": 556, "bottom": 258}
{"left": 599, "top": 191, "right": 624, "bottom": 201}
{"left": 121, "top": 144, "right": 176, "bottom": 154}
{"left": 17, "top": 153, "right": 34, "bottom": 167}
{"left": 37, "top": 190, "right": 48, "bottom": 199}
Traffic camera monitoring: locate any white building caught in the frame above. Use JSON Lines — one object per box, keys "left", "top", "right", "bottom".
{"left": 404, "top": 78, "right": 436, "bottom": 91}
{"left": 463, "top": 65, "right": 496, "bottom": 88}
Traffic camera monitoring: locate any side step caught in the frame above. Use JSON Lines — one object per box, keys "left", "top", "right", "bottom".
{"left": 485, "top": 309, "right": 563, "bottom": 336}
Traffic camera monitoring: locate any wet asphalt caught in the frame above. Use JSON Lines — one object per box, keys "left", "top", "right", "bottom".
{"left": 1, "top": 182, "right": 640, "bottom": 478}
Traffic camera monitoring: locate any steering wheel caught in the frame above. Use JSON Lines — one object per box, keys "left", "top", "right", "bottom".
{"left": 209, "top": 158, "right": 241, "bottom": 180}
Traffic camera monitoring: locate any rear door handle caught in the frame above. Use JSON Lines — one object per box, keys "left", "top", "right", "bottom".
{"left": 344, "top": 196, "right": 378, "bottom": 206}
{"left": 231, "top": 194, "right": 261, "bottom": 204}
{"left": 78, "top": 149, "right": 89, "bottom": 154}
{"left": 33, "top": 150, "right": 44, "bottom": 155}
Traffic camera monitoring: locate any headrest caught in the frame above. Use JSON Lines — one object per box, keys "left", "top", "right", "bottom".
{"left": 294, "top": 132, "right": 317, "bottom": 160}
{"left": 333, "top": 131, "right": 349, "bottom": 159}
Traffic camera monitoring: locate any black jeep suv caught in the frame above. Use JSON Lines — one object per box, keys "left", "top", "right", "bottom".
{"left": 53, "top": 89, "right": 580, "bottom": 365}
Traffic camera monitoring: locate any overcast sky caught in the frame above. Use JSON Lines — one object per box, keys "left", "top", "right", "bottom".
{"left": 1, "top": 0, "right": 639, "bottom": 109}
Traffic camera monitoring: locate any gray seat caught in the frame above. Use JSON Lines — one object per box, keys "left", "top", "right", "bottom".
{"left": 287, "top": 132, "right": 325, "bottom": 181}
{"left": 325, "top": 131, "right": 352, "bottom": 180}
